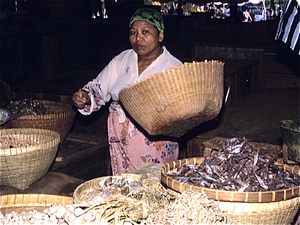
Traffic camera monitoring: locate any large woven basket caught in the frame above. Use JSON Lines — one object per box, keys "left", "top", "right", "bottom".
{"left": 119, "top": 61, "right": 224, "bottom": 137}
{"left": 11, "top": 100, "right": 76, "bottom": 143}
{"left": 0, "top": 128, "right": 60, "bottom": 190}
{"left": 0, "top": 194, "right": 73, "bottom": 215}
{"left": 161, "top": 157, "right": 300, "bottom": 224}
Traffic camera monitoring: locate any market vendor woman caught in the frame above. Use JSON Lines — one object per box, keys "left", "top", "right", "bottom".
{"left": 72, "top": 8, "right": 182, "bottom": 175}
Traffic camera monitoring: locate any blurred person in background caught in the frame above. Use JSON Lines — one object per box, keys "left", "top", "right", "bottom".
{"left": 242, "top": 5, "right": 252, "bottom": 22}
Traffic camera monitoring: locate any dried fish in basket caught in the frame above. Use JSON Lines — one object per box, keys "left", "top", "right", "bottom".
{"left": 9, "top": 100, "right": 76, "bottom": 143}
{"left": 7, "top": 99, "right": 53, "bottom": 115}
{"left": 167, "top": 137, "right": 300, "bottom": 194}
{"left": 161, "top": 137, "right": 300, "bottom": 224}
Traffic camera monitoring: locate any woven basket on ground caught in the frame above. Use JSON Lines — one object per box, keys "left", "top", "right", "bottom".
{"left": 119, "top": 61, "right": 224, "bottom": 137}
{"left": 0, "top": 128, "right": 60, "bottom": 190}
{"left": 0, "top": 194, "right": 73, "bottom": 215}
{"left": 161, "top": 157, "right": 300, "bottom": 224}
{"left": 11, "top": 100, "right": 76, "bottom": 143}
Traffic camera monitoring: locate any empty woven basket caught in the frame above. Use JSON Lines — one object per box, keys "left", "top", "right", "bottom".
{"left": 119, "top": 60, "right": 224, "bottom": 137}
{"left": 11, "top": 100, "right": 76, "bottom": 143}
{"left": 0, "top": 128, "right": 60, "bottom": 190}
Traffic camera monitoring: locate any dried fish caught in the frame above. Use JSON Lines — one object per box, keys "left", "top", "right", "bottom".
{"left": 7, "top": 99, "right": 52, "bottom": 115}
{"left": 168, "top": 137, "right": 300, "bottom": 192}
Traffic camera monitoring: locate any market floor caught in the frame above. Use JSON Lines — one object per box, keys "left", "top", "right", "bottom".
{"left": 184, "top": 87, "right": 300, "bottom": 156}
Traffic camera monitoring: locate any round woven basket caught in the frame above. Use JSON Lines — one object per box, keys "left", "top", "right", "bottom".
{"left": 73, "top": 174, "right": 159, "bottom": 205}
{"left": 161, "top": 157, "right": 300, "bottom": 224}
{"left": 119, "top": 61, "right": 224, "bottom": 137}
{"left": 11, "top": 100, "right": 76, "bottom": 143}
{"left": 0, "top": 128, "right": 60, "bottom": 190}
{"left": 0, "top": 194, "right": 73, "bottom": 215}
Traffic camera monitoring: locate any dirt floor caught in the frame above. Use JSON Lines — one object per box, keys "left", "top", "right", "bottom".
{"left": 185, "top": 87, "right": 300, "bottom": 151}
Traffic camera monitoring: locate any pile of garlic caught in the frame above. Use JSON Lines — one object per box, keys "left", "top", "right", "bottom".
{"left": 0, "top": 204, "right": 98, "bottom": 225}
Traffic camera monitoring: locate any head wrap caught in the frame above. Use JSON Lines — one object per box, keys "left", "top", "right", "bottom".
{"left": 129, "top": 8, "right": 164, "bottom": 34}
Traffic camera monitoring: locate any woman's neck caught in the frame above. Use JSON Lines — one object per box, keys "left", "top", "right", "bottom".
{"left": 138, "top": 47, "right": 163, "bottom": 74}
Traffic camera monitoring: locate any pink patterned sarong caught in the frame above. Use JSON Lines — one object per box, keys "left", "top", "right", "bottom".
{"left": 108, "top": 110, "right": 179, "bottom": 176}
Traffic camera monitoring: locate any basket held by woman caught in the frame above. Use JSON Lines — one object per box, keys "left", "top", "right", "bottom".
{"left": 119, "top": 60, "right": 225, "bottom": 137}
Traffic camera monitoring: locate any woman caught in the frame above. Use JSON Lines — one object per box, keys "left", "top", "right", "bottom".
{"left": 72, "top": 8, "right": 182, "bottom": 175}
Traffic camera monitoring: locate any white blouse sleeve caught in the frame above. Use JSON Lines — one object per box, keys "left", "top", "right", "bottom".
{"left": 78, "top": 59, "right": 115, "bottom": 115}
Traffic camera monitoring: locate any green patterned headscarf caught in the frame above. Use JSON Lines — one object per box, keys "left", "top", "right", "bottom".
{"left": 129, "top": 8, "right": 164, "bottom": 34}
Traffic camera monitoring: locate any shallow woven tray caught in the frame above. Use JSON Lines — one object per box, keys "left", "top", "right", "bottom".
{"left": 161, "top": 157, "right": 300, "bottom": 203}
{"left": 73, "top": 174, "right": 159, "bottom": 205}
{"left": 11, "top": 100, "right": 76, "bottom": 143}
{"left": 161, "top": 157, "right": 300, "bottom": 224}
{"left": 119, "top": 61, "right": 224, "bottom": 137}
{"left": 0, "top": 128, "right": 60, "bottom": 190}
{"left": 0, "top": 194, "right": 73, "bottom": 215}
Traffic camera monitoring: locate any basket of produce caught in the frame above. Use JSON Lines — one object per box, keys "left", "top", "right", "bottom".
{"left": 73, "top": 174, "right": 178, "bottom": 224}
{"left": 279, "top": 119, "right": 300, "bottom": 163}
{"left": 0, "top": 128, "right": 60, "bottom": 190}
{"left": 119, "top": 60, "right": 224, "bottom": 137}
{"left": 0, "top": 194, "right": 99, "bottom": 224}
{"left": 161, "top": 137, "right": 300, "bottom": 224}
{"left": 8, "top": 99, "right": 76, "bottom": 143}
{"left": 74, "top": 174, "right": 233, "bottom": 224}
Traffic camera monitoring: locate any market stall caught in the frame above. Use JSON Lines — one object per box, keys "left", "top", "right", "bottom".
{"left": 1, "top": 59, "right": 299, "bottom": 224}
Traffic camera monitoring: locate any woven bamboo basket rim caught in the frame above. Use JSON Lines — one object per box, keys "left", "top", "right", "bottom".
{"left": 13, "top": 100, "right": 76, "bottom": 121}
{"left": 0, "top": 128, "right": 60, "bottom": 156}
{"left": 119, "top": 60, "right": 225, "bottom": 137}
{"left": 216, "top": 196, "right": 300, "bottom": 213}
{"left": 0, "top": 194, "right": 73, "bottom": 214}
{"left": 215, "top": 196, "right": 300, "bottom": 225}
{"left": 121, "top": 60, "right": 225, "bottom": 89}
{"left": 161, "top": 157, "right": 300, "bottom": 203}
{"left": 73, "top": 174, "right": 160, "bottom": 204}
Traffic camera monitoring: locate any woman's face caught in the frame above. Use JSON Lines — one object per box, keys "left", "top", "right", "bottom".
{"left": 129, "top": 21, "right": 164, "bottom": 57}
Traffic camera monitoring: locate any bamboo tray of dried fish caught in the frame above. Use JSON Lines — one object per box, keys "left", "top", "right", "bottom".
{"left": 161, "top": 157, "right": 300, "bottom": 225}
{"left": 11, "top": 100, "right": 76, "bottom": 143}
{"left": 161, "top": 157, "right": 300, "bottom": 203}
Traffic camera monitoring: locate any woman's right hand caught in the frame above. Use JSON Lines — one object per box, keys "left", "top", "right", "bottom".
{"left": 72, "top": 89, "right": 91, "bottom": 109}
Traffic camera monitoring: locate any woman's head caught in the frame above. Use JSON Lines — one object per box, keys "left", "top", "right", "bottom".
{"left": 129, "top": 8, "right": 164, "bottom": 34}
{"left": 129, "top": 8, "right": 164, "bottom": 57}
